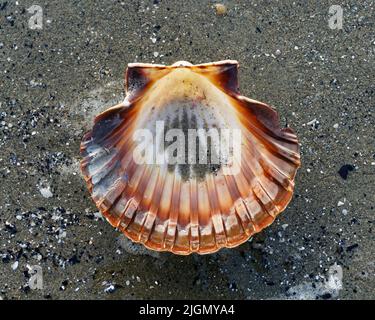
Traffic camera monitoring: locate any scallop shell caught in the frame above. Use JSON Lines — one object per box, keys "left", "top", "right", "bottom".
{"left": 80, "top": 60, "right": 301, "bottom": 255}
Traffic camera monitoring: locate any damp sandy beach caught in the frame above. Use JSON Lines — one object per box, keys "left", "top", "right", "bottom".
{"left": 0, "top": 0, "right": 374, "bottom": 299}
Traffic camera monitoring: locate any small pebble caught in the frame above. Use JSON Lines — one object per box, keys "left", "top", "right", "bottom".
{"left": 104, "top": 284, "right": 115, "bottom": 293}
{"left": 214, "top": 3, "right": 227, "bottom": 15}
{"left": 11, "top": 261, "right": 18, "bottom": 270}
{"left": 12, "top": 261, "right": 18, "bottom": 270}
{"left": 40, "top": 187, "right": 53, "bottom": 198}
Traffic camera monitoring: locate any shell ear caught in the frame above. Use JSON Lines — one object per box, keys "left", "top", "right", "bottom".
{"left": 194, "top": 60, "right": 239, "bottom": 94}
{"left": 125, "top": 63, "right": 171, "bottom": 103}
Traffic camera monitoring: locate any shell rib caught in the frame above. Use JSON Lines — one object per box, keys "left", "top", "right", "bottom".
{"left": 80, "top": 60, "right": 301, "bottom": 255}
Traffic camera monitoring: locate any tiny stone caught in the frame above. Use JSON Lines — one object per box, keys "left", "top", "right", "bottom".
{"left": 104, "top": 284, "right": 115, "bottom": 293}
{"left": 94, "top": 211, "right": 104, "bottom": 220}
{"left": 214, "top": 3, "right": 227, "bottom": 15}
{"left": 40, "top": 187, "right": 53, "bottom": 198}
{"left": 11, "top": 261, "right": 19, "bottom": 270}
{"left": 306, "top": 118, "right": 317, "bottom": 126}
{"left": 338, "top": 164, "right": 355, "bottom": 180}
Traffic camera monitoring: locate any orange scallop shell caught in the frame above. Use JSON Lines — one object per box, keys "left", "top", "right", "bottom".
{"left": 80, "top": 60, "right": 301, "bottom": 255}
